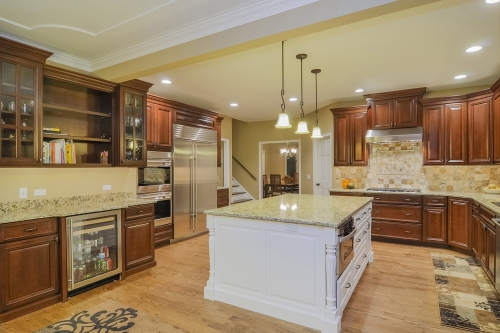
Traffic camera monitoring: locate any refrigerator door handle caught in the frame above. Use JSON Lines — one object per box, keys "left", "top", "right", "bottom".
{"left": 190, "top": 150, "right": 195, "bottom": 230}
{"left": 194, "top": 144, "right": 198, "bottom": 230}
{"left": 66, "top": 219, "right": 74, "bottom": 291}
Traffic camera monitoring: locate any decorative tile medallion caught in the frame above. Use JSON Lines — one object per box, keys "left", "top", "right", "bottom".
{"left": 432, "top": 253, "right": 500, "bottom": 332}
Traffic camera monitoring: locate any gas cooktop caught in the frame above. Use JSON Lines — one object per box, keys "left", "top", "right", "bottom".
{"left": 366, "top": 188, "right": 421, "bottom": 193}
{"left": 491, "top": 202, "right": 500, "bottom": 208}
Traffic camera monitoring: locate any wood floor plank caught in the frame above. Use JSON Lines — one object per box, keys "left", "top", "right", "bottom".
{"left": 0, "top": 237, "right": 477, "bottom": 333}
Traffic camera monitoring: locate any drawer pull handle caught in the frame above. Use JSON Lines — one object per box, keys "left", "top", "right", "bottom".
{"left": 362, "top": 211, "right": 367, "bottom": 215}
{"left": 23, "top": 227, "right": 38, "bottom": 232}
{"left": 404, "top": 199, "right": 412, "bottom": 202}
{"left": 404, "top": 231, "right": 411, "bottom": 234}
{"left": 363, "top": 254, "right": 367, "bottom": 258}
{"left": 155, "top": 237, "right": 159, "bottom": 240}
{"left": 356, "top": 265, "right": 361, "bottom": 269}
{"left": 375, "top": 211, "right": 381, "bottom": 214}
{"left": 363, "top": 231, "right": 367, "bottom": 234}
{"left": 375, "top": 228, "right": 381, "bottom": 231}
{"left": 404, "top": 213, "right": 412, "bottom": 216}
{"left": 346, "top": 283, "right": 351, "bottom": 289}
{"left": 431, "top": 200, "right": 439, "bottom": 203}
{"left": 375, "top": 197, "right": 381, "bottom": 200}
{"left": 356, "top": 238, "right": 361, "bottom": 242}
{"left": 136, "top": 210, "right": 144, "bottom": 214}
{"left": 356, "top": 217, "right": 361, "bottom": 221}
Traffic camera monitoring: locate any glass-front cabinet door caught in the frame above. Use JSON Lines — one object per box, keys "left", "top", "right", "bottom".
{"left": 0, "top": 58, "right": 40, "bottom": 165}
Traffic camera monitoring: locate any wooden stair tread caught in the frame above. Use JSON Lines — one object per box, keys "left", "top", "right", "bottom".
{"left": 232, "top": 191, "right": 246, "bottom": 195}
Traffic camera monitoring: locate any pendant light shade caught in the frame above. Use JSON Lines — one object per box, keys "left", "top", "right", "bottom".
{"left": 310, "top": 68, "right": 323, "bottom": 139}
{"left": 295, "top": 53, "right": 309, "bottom": 134}
{"left": 275, "top": 41, "right": 291, "bottom": 129}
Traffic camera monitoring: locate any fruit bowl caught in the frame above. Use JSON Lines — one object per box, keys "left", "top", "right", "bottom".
{"left": 483, "top": 187, "right": 500, "bottom": 194}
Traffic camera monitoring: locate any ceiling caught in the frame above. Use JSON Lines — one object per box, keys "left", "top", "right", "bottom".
{"left": 0, "top": 0, "right": 499, "bottom": 122}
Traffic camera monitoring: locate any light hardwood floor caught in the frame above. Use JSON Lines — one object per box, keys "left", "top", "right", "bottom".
{"left": 1, "top": 236, "right": 467, "bottom": 333}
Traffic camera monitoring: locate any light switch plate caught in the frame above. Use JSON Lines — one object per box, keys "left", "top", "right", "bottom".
{"left": 307, "top": 174, "right": 311, "bottom": 179}
{"left": 103, "top": 185, "right": 111, "bottom": 190}
{"left": 19, "top": 188, "right": 27, "bottom": 199}
{"left": 34, "top": 189, "right": 46, "bottom": 196}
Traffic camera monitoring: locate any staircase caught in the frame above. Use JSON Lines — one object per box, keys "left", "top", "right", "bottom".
{"left": 231, "top": 178, "right": 254, "bottom": 205}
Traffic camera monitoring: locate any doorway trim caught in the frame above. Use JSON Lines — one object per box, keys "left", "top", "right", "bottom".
{"left": 258, "top": 140, "right": 301, "bottom": 199}
{"left": 313, "top": 132, "right": 332, "bottom": 195}
{"left": 222, "top": 138, "right": 230, "bottom": 188}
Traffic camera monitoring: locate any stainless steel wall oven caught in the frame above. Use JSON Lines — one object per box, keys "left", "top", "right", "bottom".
{"left": 337, "top": 218, "right": 355, "bottom": 277}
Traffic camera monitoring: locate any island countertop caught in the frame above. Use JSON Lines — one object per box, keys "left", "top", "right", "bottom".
{"left": 204, "top": 193, "right": 373, "bottom": 227}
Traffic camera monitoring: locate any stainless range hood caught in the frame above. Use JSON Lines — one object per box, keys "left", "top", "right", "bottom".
{"left": 365, "top": 127, "right": 423, "bottom": 143}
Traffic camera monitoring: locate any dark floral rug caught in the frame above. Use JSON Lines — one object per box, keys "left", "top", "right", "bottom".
{"left": 432, "top": 253, "right": 500, "bottom": 332}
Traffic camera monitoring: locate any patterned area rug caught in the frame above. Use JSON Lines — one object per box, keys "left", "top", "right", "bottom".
{"left": 33, "top": 300, "right": 180, "bottom": 333}
{"left": 432, "top": 253, "right": 500, "bottom": 332}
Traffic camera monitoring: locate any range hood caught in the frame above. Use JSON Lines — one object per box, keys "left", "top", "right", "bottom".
{"left": 365, "top": 127, "right": 423, "bottom": 143}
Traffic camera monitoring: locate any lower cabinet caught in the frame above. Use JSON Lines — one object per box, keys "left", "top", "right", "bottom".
{"left": 447, "top": 197, "right": 472, "bottom": 250}
{"left": 472, "top": 202, "right": 497, "bottom": 283}
{"left": 217, "top": 188, "right": 230, "bottom": 208}
{"left": 423, "top": 196, "right": 447, "bottom": 244}
{"left": 154, "top": 223, "right": 173, "bottom": 247}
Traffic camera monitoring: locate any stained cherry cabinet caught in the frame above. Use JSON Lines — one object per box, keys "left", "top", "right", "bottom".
{"left": 331, "top": 106, "right": 368, "bottom": 166}
{"left": 423, "top": 196, "right": 447, "bottom": 244}
{"left": 146, "top": 100, "right": 172, "bottom": 151}
{"left": 468, "top": 97, "right": 493, "bottom": 164}
{"left": 447, "top": 197, "right": 471, "bottom": 250}
{"left": 493, "top": 78, "right": 500, "bottom": 164}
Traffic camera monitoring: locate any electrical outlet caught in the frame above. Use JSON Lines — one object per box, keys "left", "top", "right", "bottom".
{"left": 285, "top": 224, "right": 298, "bottom": 232}
{"left": 103, "top": 185, "right": 111, "bottom": 191}
{"left": 19, "top": 188, "right": 27, "bottom": 199}
{"left": 307, "top": 174, "right": 311, "bottom": 179}
{"left": 34, "top": 189, "right": 46, "bottom": 196}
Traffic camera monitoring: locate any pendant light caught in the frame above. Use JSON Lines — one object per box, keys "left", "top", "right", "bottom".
{"left": 310, "top": 69, "right": 323, "bottom": 138}
{"left": 295, "top": 53, "right": 309, "bottom": 134}
{"left": 275, "top": 41, "right": 291, "bottom": 128}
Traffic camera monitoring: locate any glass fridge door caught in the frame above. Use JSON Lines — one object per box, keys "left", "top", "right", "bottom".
{"left": 67, "top": 210, "right": 122, "bottom": 292}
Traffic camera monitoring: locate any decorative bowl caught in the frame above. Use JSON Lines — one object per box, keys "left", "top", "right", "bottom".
{"left": 483, "top": 187, "right": 500, "bottom": 194}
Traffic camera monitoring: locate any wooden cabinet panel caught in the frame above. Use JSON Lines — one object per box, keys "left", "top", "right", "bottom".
{"left": 372, "top": 204, "right": 421, "bottom": 223}
{"left": 472, "top": 213, "right": 480, "bottom": 256}
{"left": 445, "top": 103, "right": 468, "bottom": 164}
{"left": 468, "top": 97, "right": 492, "bottom": 164}
{"left": 366, "top": 194, "right": 422, "bottom": 205}
{"left": 333, "top": 114, "right": 349, "bottom": 166}
{"left": 393, "top": 96, "right": 418, "bottom": 128}
{"left": 372, "top": 221, "right": 421, "bottom": 241}
{"left": 217, "top": 188, "right": 229, "bottom": 208}
{"left": 478, "top": 218, "right": 487, "bottom": 266}
{"left": 423, "top": 196, "right": 447, "bottom": 206}
{"left": 123, "top": 218, "right": 154, "bottom": 270}
{"left": 154, "top": 105, "right": 172, "bottom": 149}
{"left": 422, "top": 105, "right": 445, "bottom": 164}
{"left": 146, "top": 102, "right": 154, "bottom": 147}
{"left": 486, "top": 225, "right": 496, "bottom": 281}
{"left": 447, "top": 197, "right": 471, "bottom": 250}
{"left": 154, "top": 224, "right": 172, "bottom": 246}
{"left": 351, "top": 113, "right": 367, "bottom": 166}
{"left": 371, "top": 99, "right": 393, "bottom": 129}
{"left": 423, "top": 207, "right": 447, "bottom": 243}
{"left": 124, "top": 204, "right": 154, "bottom": 221}
{"left": 330, "top": 191, "right": 364, "bottom": 197}
{"left": 493, "top": 93, "right": 500, "bottom": 164}
{"left": 0, "top": 234, "right": 59, "bottom": 311}
{"left": 1, "top": 218, "right": 57, "bottom": 243}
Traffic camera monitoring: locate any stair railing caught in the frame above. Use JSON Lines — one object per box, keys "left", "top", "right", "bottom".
{"left": 232, "top": 156, "right": 257, "bottom": 181}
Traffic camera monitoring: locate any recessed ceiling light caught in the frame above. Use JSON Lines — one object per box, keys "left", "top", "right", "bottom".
{"left": 289, "top": 97, "right": 297, "bottom": 101}
{"left": 230, "top": 103, "right": 238, "bottom": 107}
{"left": 486, "top": 0, "right": 500, "bottom": 4}
{"left": 161, "top": 79, "right": 172, "bottom": 84}
{"left": 454, "top": 74, "right": 467, "bottom": 80}
{"left": 355, "top": 88, "right": 364, "bottom": 93}
{"left": 466, "top": 46, "right": 482, "bottom": 53}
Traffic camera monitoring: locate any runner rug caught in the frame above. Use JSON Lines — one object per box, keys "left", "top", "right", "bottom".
{"left": 432, "top": 253, "right": 500, "bottom": 332}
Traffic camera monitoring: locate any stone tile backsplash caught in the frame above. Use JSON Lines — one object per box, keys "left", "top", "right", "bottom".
{"left": 334, "top": 142, "right": 500, "bottom": 192}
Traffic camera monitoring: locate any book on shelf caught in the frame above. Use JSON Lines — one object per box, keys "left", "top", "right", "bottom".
{"left": 43, "top": 139, "right": 76, "bottom": 164}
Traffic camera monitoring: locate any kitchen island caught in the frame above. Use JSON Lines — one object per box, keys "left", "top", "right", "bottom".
{"left": 204, "top": 194, "right": 373, "bottom": 333}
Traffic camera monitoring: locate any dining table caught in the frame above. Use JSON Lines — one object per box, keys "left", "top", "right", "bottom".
{"left": 264, "top": 183, "right": 299, "bottom": 197}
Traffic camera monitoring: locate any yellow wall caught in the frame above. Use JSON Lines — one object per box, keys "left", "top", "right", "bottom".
{"left": 0, "top": 168, "right": 137, "bottom": 203}
{"left": 218, "top": 115, "right": 233, "bottom": 192}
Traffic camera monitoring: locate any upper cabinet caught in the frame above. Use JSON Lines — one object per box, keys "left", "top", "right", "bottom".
{"left": 364, "top": 88, "right": 426, "bottom": 130}
{"left": 115, "top": 80, "right": 153, "bottom": 167}
{"left": 0, "top": 37, "right": 51, "bottom": 166}
{"left": 493, "top": 77, "right": 500, "bottom": 164}
{"left": 331, "top": 106, "right": 368, "bottom": 166}
{"left": 146, "top": 94, "right": 172, "bottom": 151}
{"left": 468, "top": 96, "right": 493, "bottom": 164}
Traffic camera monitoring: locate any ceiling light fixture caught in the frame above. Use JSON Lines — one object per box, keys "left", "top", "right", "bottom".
{"left": 230, "top": 103, "right": 238, "bottom": 107}
{"left": 466, "top": 46, "right": 482, "bottom": 53}
{"left": 355, "top": 88, "right": 364, "bottom": 93}
{"left": 455, "top": 74, "right": 467, "bottom": 79}
{"left": 289, "top": 97, "right": 297, "bottom": 101}
{"left": 311, "top": 69, "right": 323, "bottom": 139}
{"left": 161, "top": 79, "right": 172, "bottom": 84}
{"left": 275, "top": 41, "right": 292, "bottom": 129}
{"left": 486, "top": 0, "right": 500, "bottom": 4}
{"left": 280, "top": 142, "right": 297, "bottom": 159}
{"left": 295, "top": 53, "right": 309, "bottom": 134}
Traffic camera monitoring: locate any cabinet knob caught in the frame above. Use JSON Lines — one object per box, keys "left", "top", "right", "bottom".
{"left": 345, "top": 283, "right": 351, "bottom": 289}
{"left": 375, "top": 211, "right": 381, "bottom": 214}
{"left": 404, "top": 213, "right": 412, "bottom": 216}
{"left": 431, "top": 200, "right": 439, "bottom": 203}
{"left": 375, "top": 197, "right": 381, "bottom": 200}
{"left": 54, "top": 236, "right": 59, "bottom": 244}
{"left": 356, "top": 265, "right": 361, "bottom": 269}
{"left": 404, "top": 230, "right": 411, "bottom": 234}
{"left": 375, "top": 228, "right": 381, "bottom": 231}
{"left": 404, "top": 199, "right": 412, "bottom": 202}
{"left": 363, "top": 254, "right": 367, "bottom": 258}
{"left": 136, "top": 210, "right": 143, "bottom": 214}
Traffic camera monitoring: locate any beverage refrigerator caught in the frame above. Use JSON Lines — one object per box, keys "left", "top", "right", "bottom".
{"left": 66, "top": 210, "right": 122, "bottom": 293}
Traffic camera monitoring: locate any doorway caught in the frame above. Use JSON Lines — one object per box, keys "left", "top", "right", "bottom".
{"left": 313, "top": 133, "right": 332, "bottom": 195}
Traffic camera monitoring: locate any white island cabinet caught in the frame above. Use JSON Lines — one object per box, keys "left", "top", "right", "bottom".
{"left": 204, "top": 194, "right": 373, "bottom": 333}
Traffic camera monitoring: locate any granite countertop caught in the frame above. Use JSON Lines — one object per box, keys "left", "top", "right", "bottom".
{"left": 204, "top": 194, "right": 373, "bottom": 228}
{"left": 330, "top": 188, "right": 500, "bottom": 217}
{"left": 0, "top": 193, "right": 156, "bottom": 225}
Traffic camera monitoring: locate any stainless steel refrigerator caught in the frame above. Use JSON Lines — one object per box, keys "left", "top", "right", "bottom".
{"left": 172, "top": 124, "right": 217, "bottom": 241}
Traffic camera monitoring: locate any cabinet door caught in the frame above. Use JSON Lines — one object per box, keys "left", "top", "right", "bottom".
{"left": 120, "top": 89, "right": 147, "bottom": 166}
{"left": 477, "top": 220, "right": 487, "bottom": 266}
{"left": 494, "top": 93, "right": 500, "bottom": 164}
{"left": 0, "top": 234, "right": 59, "bottom": 311}
{"left": 468, "top": 97, "right": 492, "bottom": 164}
{"left": 486, "top": 225, "right": 496, "bottom": 281}
{"left": 155, "top": 105, "right": 172, "bottom": 149}
{"left": 146, "top": 102, "right": 155, "bottom": 147}
{"left": 350, "top": 113, "right": 367, "bottom": 166}
{"left": 471, "top": 213, "right": 480, "bottom": 256}
{"left": 423, "top": 207, "right": 447, "bottom": 243}
{"left": 124, "top": 218, "right": 154, "bottom": 270}
{"left": 371, "top": 99, "right": 393, "bottom": 129}
{"left": 422, "top": 105, "right": 445, "bottom": 165}
{"left": 333, "top": 114, "right": 350, "bottom": 166}
{"left": 393, "top": 96, "right": 418, "bottom": 128}
{"left": 445, "top": 103, "right": 468, "bottom": 165}
{"left": 447, "top": 198, "right": 471, "bottom": 250}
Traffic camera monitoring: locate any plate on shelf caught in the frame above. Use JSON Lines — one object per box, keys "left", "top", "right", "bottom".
{"left": 483, "top": 187, "right": 500, "bottom": 194}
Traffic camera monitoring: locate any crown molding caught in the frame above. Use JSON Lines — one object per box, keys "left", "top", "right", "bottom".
{"left": 89, "top": 0, "right": 319, "bottom": 71}
{"left": 48, "top": 52, "right": 92, "bottom": 72}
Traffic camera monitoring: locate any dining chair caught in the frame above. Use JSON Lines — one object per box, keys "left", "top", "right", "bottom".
{"left": 270, "top": 174, "right": 284, "bottom": 196}
{"left": 262, "top": 175, "right": 272, "bottom": 198}
{"left": 291, "top": 172, "right": 299, "bottom": 193}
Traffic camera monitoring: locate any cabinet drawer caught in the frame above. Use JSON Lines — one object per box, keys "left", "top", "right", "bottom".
{"left": 217, "top": 196, "right": 229, "bottom": 206}
{"left": 372, "top": 221, "right": 422, "bottom": 241}
{"left": 330, "top": 191, "right": 364, "bottom": 197}
{"left": 217, "top": 188, "right": 229, "bottom": 198}
{"left": 155, "top": 230, "right": 173, "bottom": 243}
{"left": 372, "top": 204, "right": 422, "bottom": 223}
{"left": 423, "top": 196, "right": 447, "bottom": 206}
{"left": 0, "top": 218, "right": 58, "bottom": 243}
{"left": 155, "top": 224, "right": 172, "bottom": 233}
{"left": 125, "top": 204, "right": 154, "bottom": 221}
{"left": 480, "top": 205, "right": 497, "bottom": 228}
{"left": 366, "top": 194, "right": 422, "bottom": 205}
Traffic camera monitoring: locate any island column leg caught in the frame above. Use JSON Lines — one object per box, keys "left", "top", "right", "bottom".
{"left": 321, "top": 232, "right": 341, "bottom": 333}
{"left": 204, "top": 215, "right": 216, "bottom": 300}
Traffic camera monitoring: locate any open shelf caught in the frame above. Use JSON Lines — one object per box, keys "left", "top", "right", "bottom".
{"left": 43, "top": 134, "right": 111, "bottom": 143}
{"left": 42, "top": 163, "right": 112, "bottom": 167}
{"left": 43, "top": 103, "right": 111, "bottom": 118}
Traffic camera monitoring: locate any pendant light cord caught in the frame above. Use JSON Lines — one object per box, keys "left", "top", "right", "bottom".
{"left": 280, "top": 41, "right": 285, "bottom": 114}
{"left": 300, "top": 57, "right": 304, "bottom": 120}
{"left": 314, "top": 71, "right": 318, "bottom": 126}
